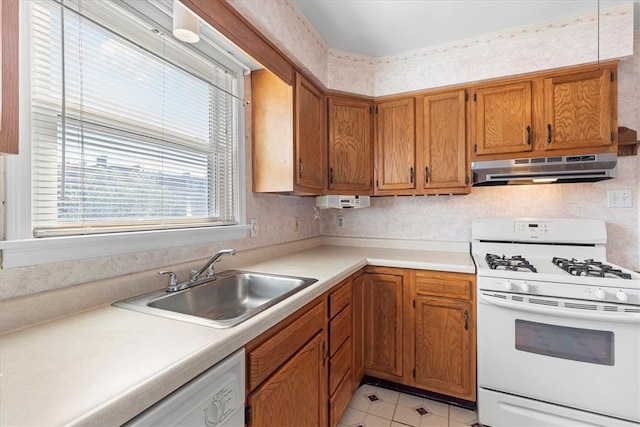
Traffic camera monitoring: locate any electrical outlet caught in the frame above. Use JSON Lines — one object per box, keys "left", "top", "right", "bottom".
{"left": 293, "top": 217, "right": 299, "bottom": 232}
{"left": 607, "top": 189, "right": 632, "bottom": 208}
{"left": 250, "top": 218, "right": 258, "bottom": 237}
{"left": 337, "top": 215, "right": 344, "bottom": 228}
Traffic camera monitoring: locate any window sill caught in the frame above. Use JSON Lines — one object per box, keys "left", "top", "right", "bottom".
{"left": 0, "top": 225, "right": 250, "bottom": 269}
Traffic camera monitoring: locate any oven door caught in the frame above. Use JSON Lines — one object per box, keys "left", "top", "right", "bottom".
{"left": 477, "top": 290, "right": 640, "bottom": 425}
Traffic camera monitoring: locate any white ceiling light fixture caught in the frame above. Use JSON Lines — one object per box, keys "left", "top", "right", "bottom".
{"left": 173, "top": 0, "right": 200, "bottom": 43}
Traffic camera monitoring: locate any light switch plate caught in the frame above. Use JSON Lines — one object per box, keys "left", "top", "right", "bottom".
{"left": 607, "top": 189, "right": 632, "bottom": 208}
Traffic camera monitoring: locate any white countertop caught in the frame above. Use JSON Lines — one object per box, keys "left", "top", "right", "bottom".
{"left": 0, "top": 244, "right": 475, "bottom": 426}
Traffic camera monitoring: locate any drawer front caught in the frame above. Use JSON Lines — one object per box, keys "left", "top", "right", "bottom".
{"left": 414, "top": 271, "right": 474, "bottom": 300}
{"left": 329, "top": 368, "right": 353, "bottom": 427}
{"left": 330, "top": 304, "right": 351, "bottom": 356}
{"left": 248, "top": 301, "right": 324, "bottom": 391}
{"left": 329, "top": 338, "right": 352, "bottom": 395}
{"left": 329, "top": 279, "right": 352, "bottom": 319}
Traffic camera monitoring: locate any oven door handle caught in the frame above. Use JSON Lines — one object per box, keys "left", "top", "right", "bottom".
{"left": 480, "top": 293, "right": 640, "bottom": 324}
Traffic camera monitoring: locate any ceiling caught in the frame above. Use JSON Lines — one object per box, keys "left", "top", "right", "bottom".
{"left": 292, "top": 0, "right": 640, "bottom": 58}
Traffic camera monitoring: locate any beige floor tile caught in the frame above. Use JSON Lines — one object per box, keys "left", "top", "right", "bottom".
{"left": 367, "top": 400, "right": 397, "bottom": 420}
{"left": 339, "top": 407, "right": 367, "bottom": 426}
{"left": 420, "top": 414, "right": 449, "bottom": 427}
{"left": 392, "top": 404, "right": 421, "bottom": 426}
{"left": 423, "top": 399, "right": 449, "bottom": 418}
{"left": 376, "top": 387, "right": 400, "bottom": 405}
{"left": 349, "top": 392, "right": 373, "bottom": 412}
{"left": 397, "top": 391, "right": 424, "bottom": 408}
{"left": 363, "top": 413, "right": 393, "bottom": 427}
{"left": 449, "top": 405, "right": 477, "bottom": 423}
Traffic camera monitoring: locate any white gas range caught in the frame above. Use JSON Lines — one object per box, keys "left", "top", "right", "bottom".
{"left": 472, "top": 218, "right": 640, "bottom": 427}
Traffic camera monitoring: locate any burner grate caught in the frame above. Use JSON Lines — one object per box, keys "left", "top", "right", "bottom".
{"left": 485, "top": 253, "right": 537, "bottom": 273}
{"left": 552, "top": 257, "right": 631, "bottom": 279}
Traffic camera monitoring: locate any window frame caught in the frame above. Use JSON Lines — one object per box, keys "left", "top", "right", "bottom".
{"left": 0, "top": 0, "right": 249, "bottom": 269}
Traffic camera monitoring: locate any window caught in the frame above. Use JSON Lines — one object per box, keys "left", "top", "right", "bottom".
{"left": 1, "top": 0, "right": 249, "bottom": 267}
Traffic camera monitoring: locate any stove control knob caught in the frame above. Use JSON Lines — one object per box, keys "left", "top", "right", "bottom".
{"left": 504, "top": 281, "right": 514, "bottom": 291}
{"left": 594, "top": 288, "right": 606, "bottom": 300}
{"left": 519, "top": 282, "right": 530, "bottom": 292}
{"left": 616, "top": 290, "right": 628, "bottom": 302}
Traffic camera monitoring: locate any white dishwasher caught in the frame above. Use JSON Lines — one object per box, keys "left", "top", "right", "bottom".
{"left": 125, "top": 348, "right": 245, "bottom": 427}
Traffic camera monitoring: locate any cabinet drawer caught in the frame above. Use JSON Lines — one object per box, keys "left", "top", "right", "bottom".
{"left": 330, "top": 338, "right": 352, "bottom": 396}
{"left": 330, "top": 304, "right": 351, "bottom": 356}
{"left": 329, "top": 279, "right": 352, "bottom": 318}
{"left": 414, "top": 271, "right": 474, "bottom": 300}
{"left": 248, "top": 301, "right": 324, "bottom": 391}
{"left": 329, "top": 367, "right": 353, "bottom": 427}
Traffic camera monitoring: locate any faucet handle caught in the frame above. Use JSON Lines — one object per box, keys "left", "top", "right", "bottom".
{"left": 158, "top": 271, "right": 178, "bottom": 287}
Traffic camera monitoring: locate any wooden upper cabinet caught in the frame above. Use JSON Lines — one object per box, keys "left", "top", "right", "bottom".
{"left": 252, "top": 70, "right": 325, "bottom": 194}
{"left": 1, "top": 0, "right": 19, "bottom": 155}
{"left": 295, "top": 72, "right": 325, "bottom": 191}
{"left": 419, "top": 90, "right": 468, "bottom": 192}
{"left": 543, "top": 68, "right": 616, "bottom": 151}
{"left": 472, "top": 81, "right": 533, "bottom": 157}
{"left": 375, "top": 98, "right": 416, "bottom": 192}
{"left": 327, "top": 96, "right": 373, "bottom": 194}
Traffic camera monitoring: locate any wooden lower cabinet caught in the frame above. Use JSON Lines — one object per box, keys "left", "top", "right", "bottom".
{"left": 247, "top": 332, "right": 326, "bottom": 427}
{"left": 246, "top": 300, "right": 327, "bottom": 426}
{"left": 245, "top": 267, "right": 477, "bottom": 426}
{"left": 328, "top": 277, "right": 354, "bottom": 427}
{"left": 363, "top": 267, "right": 407, "bottom": 381}
{"left": 351, "top": 273, "right": 365, "bottom": 389}
{"left": 410, "top": 270, "right": 476, "bottom": 402}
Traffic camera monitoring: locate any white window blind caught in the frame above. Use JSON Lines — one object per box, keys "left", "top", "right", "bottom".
{"left": 29, "top": 0, "right": 241, "bottom": 237}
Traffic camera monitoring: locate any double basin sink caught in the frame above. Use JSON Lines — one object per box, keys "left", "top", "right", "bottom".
{"left": 115, "top": 270, "right": 318, "bottom": 328}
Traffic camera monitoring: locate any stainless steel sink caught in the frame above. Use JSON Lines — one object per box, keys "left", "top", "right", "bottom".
{"left": 114, "top": 270, "right": 318, "bottom": 328}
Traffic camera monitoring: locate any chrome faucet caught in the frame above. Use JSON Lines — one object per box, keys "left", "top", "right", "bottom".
{"left": 190, "top": 248, "right": 236, "bottom": 282}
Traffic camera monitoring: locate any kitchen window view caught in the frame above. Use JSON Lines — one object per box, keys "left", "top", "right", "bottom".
{"left": 29, "top": 0, "right": 241, "bottom": 237}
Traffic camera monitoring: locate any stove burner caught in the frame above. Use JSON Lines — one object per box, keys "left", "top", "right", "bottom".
{"left": 552, "top": 257, "right": 632, "bottom": 279}
{"left": 485, "top": 254, "right": 537, "bottom": 273}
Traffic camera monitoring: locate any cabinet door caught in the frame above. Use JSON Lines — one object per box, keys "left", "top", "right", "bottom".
{"left": 248, "top": 332, "right": 327, "bottom": 427}
{"left": 363, "top": 272, "right": 403, "bottom": 378}
{"left": 543, "top": 68, "right": 615, "bottom": 151}
{"left": 1, "top": 0, "right": 19, "bottom": 154}
{"left": 414, "top": 296, "right": 475, "bottom": 401}
{"left": 295, "top": 72, "right": 325, "bottom": 192}
{"left": 420, "top": 90, "right": 468, "bottom": 190}
{"left": 375, "top": 98, "right": 416, "bottom": 191}
{"left": 473, "top": 82, "right": 532, "bottom": 156}
{"left": 327, "top": 97, "right": 372, "bottom": 193}
{"left": 352, "top": 274, "right": 364, "bottom": 389}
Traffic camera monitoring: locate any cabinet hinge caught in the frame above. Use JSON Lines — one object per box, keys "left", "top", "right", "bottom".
{"left": 369, "top": 106, "right": 373, "bottom": 114}
{"left": 465, "top": 175, "right": 470, "bottom": 185}
{"left": 376, "top": 179, "right": 379, "bottom": 188}
{"left": 245, "top": 406, "right": 252, "bottom": 425}
{"left": 464, "top": 92, "right": 469, "bottom": 101}
{"left": 473, "top": 93, "right": 477, "bottom": 102}
{"left": 611, "top": 132, "right": 615, "bottom": 142}
{"left": 413, "top": 300, "right": 415, "bottom": 308}
{"left": 375, "top": 106, "right": 378, "bottom": 114}
{"left": 610, "top": 71, "right": 615, "bottom": 82}
{"left": 412, "top": 368, "right": 416, "bottom": 378}
{"left": 473, "top": 144, "right": 477, "bottom": 153}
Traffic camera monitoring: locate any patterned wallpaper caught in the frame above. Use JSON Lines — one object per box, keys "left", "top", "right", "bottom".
{"left": 1, "top": 3, "right": 638, "bottom": 302}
